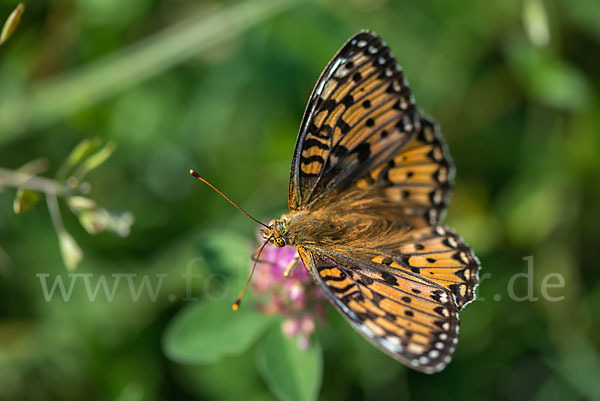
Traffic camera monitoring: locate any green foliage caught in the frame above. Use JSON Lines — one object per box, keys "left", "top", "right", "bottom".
{"left": 258, "top": 328, "right": 323, "bottom": 401}
{"left": 0, "top": 2, "right": 24, "bottom": 45}
{"left": 164, "top": 299, "right": 274, "bottom": 365}
{"left": 0, "top": 137, "right": 132, "bottom": 270}
{"left": 1, "top": 0, "right": 600, "bottom": 400}
{"left": 13, "top": 188, "right": 39, "bottom": 213}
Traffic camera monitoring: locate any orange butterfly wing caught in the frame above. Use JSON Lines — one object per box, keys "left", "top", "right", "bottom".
{"left": 354, "top": 115, "right": 455, "bottom": 227}
{"left": 296, "top": 257, "right": 445, "bottom": 372}
{"left": 289, "top": 30, "right": 419, "bottom": 212}
{"left": 284, "top": 30, "right": 481, "bottom": 373}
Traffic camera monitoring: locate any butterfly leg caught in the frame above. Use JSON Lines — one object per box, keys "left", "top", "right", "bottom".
{"left": 283, "top": 253, "right": 300, "bottom": 278}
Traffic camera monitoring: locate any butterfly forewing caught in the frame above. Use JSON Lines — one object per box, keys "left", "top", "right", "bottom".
{"left": 289, "top": 31, "right": 420, "bottom": 212}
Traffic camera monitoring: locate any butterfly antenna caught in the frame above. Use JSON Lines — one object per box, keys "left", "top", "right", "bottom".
{"left": 189, "top": 169, "right": 268, "bottom": 228}
{"left": 232, "top": 235, "right": 272, "bottom": 310}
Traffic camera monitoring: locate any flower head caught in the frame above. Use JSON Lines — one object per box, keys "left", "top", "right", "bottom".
{"left": 251, "top": 233, "right": 327, "bottom": 350}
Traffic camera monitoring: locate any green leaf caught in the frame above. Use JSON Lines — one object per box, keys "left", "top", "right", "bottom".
{"left": 257, "top": 327, "right": 323, "bottom": 401}
{"left": 57, "top": 138, "right": 102, "bottom": 180}
{"left": 57, "top": 231, "right": 83, "bottom": 271}
{"left": 76, "top": 141, "right": 117, "bottom": 180}
{"left": 0, "top": 2, "right": 25, "bottom": 46}
{"left": 194, "top": 229, "right": 255, "bottom": 278}
{"left": 163, "top": 229, "right": 266, "bottom": 363}
{"left": 13, "top": 188, "right": 40, "bottom": 214}
{"left": 522, "top": 0, "right": 550, "bottom": 47}
{"left": 163, "top": 298, "right": 273, "bottom": 365}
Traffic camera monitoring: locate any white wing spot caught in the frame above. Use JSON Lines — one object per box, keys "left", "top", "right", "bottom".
{"left": 386, "top": 336, "right": 403, "bottom": 352}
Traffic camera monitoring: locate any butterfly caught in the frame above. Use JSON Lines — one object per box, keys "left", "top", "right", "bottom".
{"left": 260, "top": 30, "right": 481, "bottom": 374}
{"left": 193, "top": 30, "right": 480, "bottom": 374}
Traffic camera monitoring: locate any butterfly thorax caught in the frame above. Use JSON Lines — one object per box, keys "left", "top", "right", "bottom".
{"left": 263, "top": 207, "right": 411, "bottom": 252}
{"left": 262, "top": 214, "right": 325, "bottom": 247}
{"left": 263, "top": 212, "right": 343, "bottom": 248}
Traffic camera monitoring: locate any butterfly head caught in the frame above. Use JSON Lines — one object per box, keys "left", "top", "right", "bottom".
{"left": 263, "top": 218, "right": 289, "bottom": 247}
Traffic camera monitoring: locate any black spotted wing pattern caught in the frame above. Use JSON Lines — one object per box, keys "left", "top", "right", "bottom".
{"left": 289, "top": 31, "right": 420, "bottom": 212}
{"left": 372, "top": 225, "right": 480, "bottom": 308}
{"left": 354, "top": 115, "right": 455, "bottom": 227}
{"left": 298, "top": 246, "right": 463, "bottom": 374}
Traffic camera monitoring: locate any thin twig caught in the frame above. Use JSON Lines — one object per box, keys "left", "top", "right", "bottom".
{"left": 0, "top": 167, "right": 71, "bottom": 196}
{"left": 46, "top": 192, "right": 65, "bottom": 233}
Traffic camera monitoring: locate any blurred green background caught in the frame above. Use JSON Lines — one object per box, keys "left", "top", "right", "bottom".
{"left": 1, "top": 0, "right": 600, "bottom": 400}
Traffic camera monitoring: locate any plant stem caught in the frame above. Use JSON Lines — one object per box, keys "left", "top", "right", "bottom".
{"left": 45, "top": 192, "right": 65, "bottom": 232}
{"left": 0, "top": 167, "right": 70, "bottom": 196}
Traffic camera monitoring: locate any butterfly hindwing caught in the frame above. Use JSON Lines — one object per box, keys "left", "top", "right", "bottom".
{"left": 289, "top": 31, "right": 420, "bottom": 212}
{"left": 372, "top": 225, "right": 480, "bottom": 308}
{"left": 298, "top": 245, "right": 462, "bottom": 374}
